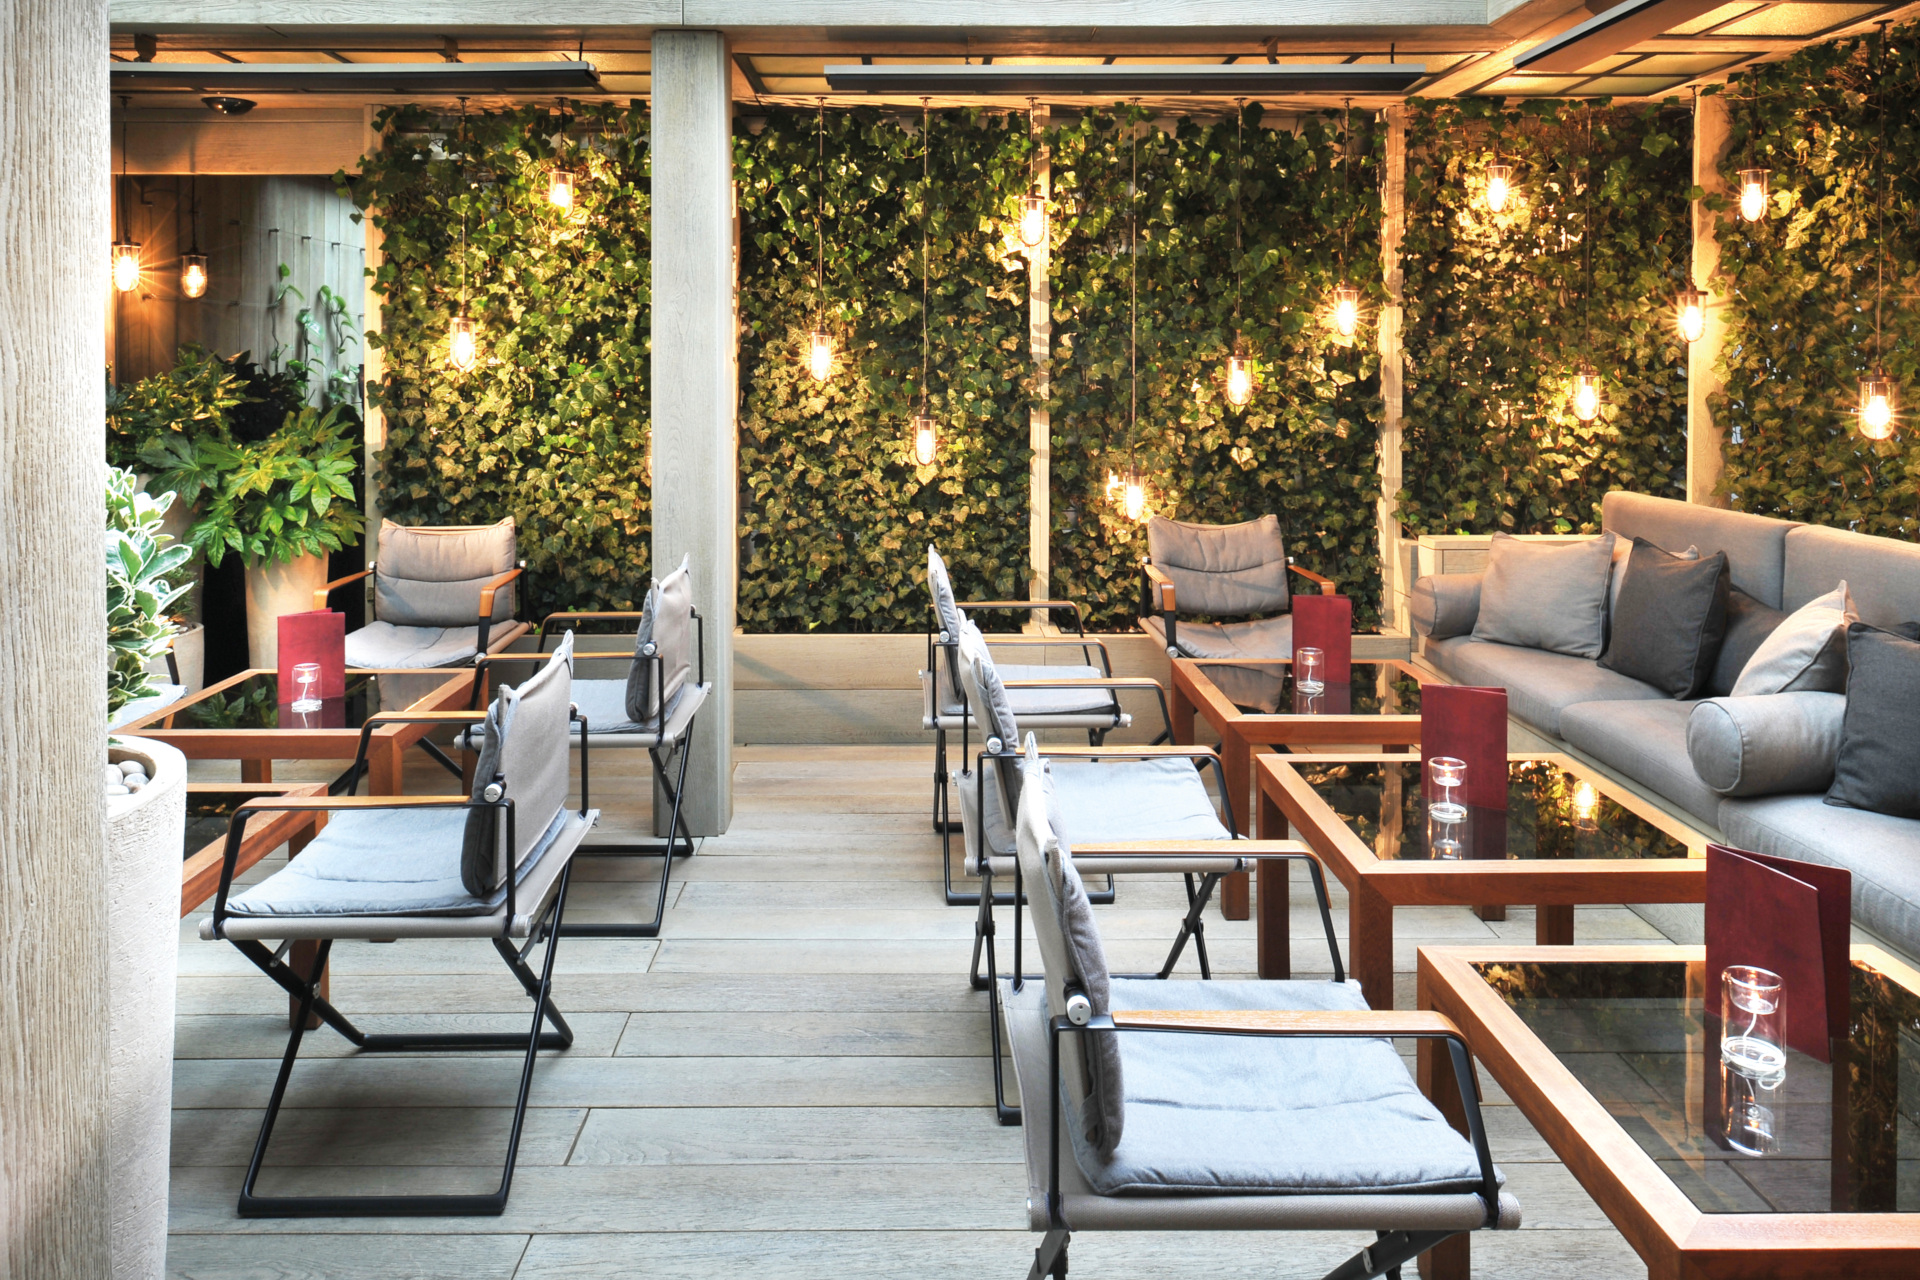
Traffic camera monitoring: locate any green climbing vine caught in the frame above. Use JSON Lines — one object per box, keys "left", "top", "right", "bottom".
{"left": 1712, "top": 21, "right": 1920, "bottom": 536}
{"left": 1399, "top": 98, "right": 1693, "bottom": 538}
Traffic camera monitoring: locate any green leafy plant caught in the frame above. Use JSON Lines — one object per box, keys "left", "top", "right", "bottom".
{"left": 106, "top": 467, "right": 193, "bottom": 718}
{"left": 1399, "top": 98, "right": 1692, "bottom": 537}
{"left": 106, "top": 343, "right": 246, "bottom": 468}
{"left": 187, "top": 682, "right": 276, "bottom": 729}
{"left": 171, "top": 404, "right": 366, "bottom": 568}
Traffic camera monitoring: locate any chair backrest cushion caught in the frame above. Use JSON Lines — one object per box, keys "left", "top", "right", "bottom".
{"left": 375, "top": 518, "right": 517, "bottom": 627}
{"left": 955, "top": 620, "right": 1020, "bottom": 746}
{"left": 1014, "top": 738, "right": 1124, "bottom": 1154}
{"left": 462, "top": 631, "right": 574, "bottom": 895}
{"left": 926, "top": 545, "right": 965, "bottom": 639}
{"left": 626, "top": 555, "right": 696, "bottom": 724}
{"left": 1603, "top": 490, "right": 1796, "bottom": 610}
{"left": 1782, "top": 522, "right": 1920, "bottom": 626}
{"left": 1147, "top": 514, "right": 1290, "bottom": 618}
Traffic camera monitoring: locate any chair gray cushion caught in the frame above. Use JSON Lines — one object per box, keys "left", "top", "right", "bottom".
{"left": 1425, "top": 637, "right": 1665, "bottom": 737}
{"left": 227, "top": 806, "right": 569, "bottom": 918}
{"left": 1598, "top": 540, "right": 1729, "bottom": 699}
{"left": 1603, "top": 490, "right": 1795, "bottom": 608}
{"left": 1472, "top": 533, "right": 1617, "bottom": 659}
{"left": 1708, "top": 589, "right": 1788, "bottom": 698}
{"left": 1827, "top": 623, "right": 1920, "bottom": 819}
{"left": 1782, "top": 521, "right": 1920, "bottom": 623}
{"left": 1072, "top": 976, "right": 1491, "bottom": 1197}
{"left": 1730, "top": 582, "right": 1855, "bottom": 696}
{"left": 956, "top": 621, "right": 1020, "bottom": 745}
{"left": 1409, "top": 574, "right": 1481, "bottom": 640}
{"left": 462, "top": 632, "right": 574, "bottom": 895}
{"left": 960, "top": 754, "right": 1232, "bottom": 868}
{"left": 937, "top": 663, "right": 1114, "bottom": 719}
{"left": 373, "top": 518, "right": 516, "bottom": 627}
{"left": 1718, "top": 794, "right": 1920, "bottom": 956}
{"left": 1139, "top": 611, "right": 1292, "bottom": 661}
{"left": 343, "top": 621, "right": 481, "bottom": 670}
{"left": 625, "top": 555, "right": 694, "bottom": 725}
{"left": 926, "top": 545, "right": 965, "bottom": 639}
{"left": 1686, "top": 692, "right": 1845, "bottom": 799}
{"left": 1147, "top": 515, "right": 1290, "bottom": 617}
{"left": 1560, "top": 698, "right": 1722, "bottom": 826}
{"left": 1045, "top": 779, "right": 1124, "bottom": 1155}
{"left": 574, "top": 676, "right": 700, "bottom": 743}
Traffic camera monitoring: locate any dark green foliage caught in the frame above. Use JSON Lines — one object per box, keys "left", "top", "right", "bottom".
{"left": 1712, "top": 23, "right": 1920, "bottom": 535}
{"left": 1400, "top": 98, "right": 1692, "bottom": 537}
{"left": 348, "top": 103, "right": 653, "bottom": 615}
{"left": 1048, "top": 105, "right": 1386, "bottom": 629}
{"left": 734, "top": 108, "right": 1033, "bottom": 632}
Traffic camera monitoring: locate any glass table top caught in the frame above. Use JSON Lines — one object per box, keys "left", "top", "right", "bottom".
{"left": 1188, "top": 660, "right": 1423, "bottom": 717}
{"left": 181, "top": 790, "right": 295, "bottom": 860}
{"left": 171, "top": 671, "right": 438, "bottom": 731}
{"left": 1478, "top": 958, "right": 1920, "bottom": 1214}
{"left": 1294, "top": 757, "right": 1689, "bottom": 862}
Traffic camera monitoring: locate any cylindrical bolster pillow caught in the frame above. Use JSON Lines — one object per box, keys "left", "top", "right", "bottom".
{"left": 1686, "top": 691, "right": 1847, "bottom": 797}
{"left": 1409, "top": 573, "right": 1482, "bottom": 639}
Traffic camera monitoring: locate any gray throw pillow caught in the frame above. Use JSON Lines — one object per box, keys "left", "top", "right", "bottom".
{"left": 1599, "top": 539, "right": 1729, "bottom": 698}
{"left": 1608, "top": 537, "right": 1696, "bottom": 623}
{"left": 1730, "top": 582, "right": 1856, "bottom": 696}
{"left": 1045, "top": 780, "right": 1123, "bottom": 1154}
{"left": 1826, "top": 622, "right": 1920, "bottom": 818}
{"left": 623, "top": 583, "right": 660, "bottom": 726}
{"left": 1708, "top": 589, "right": 1788, "bottom": 698}
{"left": 956, "top": 621, "right": 1019, "bottom": 746}
{"left": 1472, "top": 532, "right": 1618, "bottom": 659}
{"left": 623, "top": 556, "right": 695, "bottom": 727}
{"left": 461, "top": 701, "right": 507, "bottom": 896}
{"left": 1687, "top": 692, "right": 1847, "bottom": 797}
{"left": 926, "top": 545, "right": 964, "bottom": 639}
{"left": 463, "top": 631, "right": 575, "bottom": 895}
{"left": 1409, "top": 573, "right": 1481, "bottom": 640}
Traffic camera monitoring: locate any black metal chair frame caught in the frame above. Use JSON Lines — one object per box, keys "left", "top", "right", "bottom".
{"left": 206, "top": 709, "right": 593, "bottom": 1218}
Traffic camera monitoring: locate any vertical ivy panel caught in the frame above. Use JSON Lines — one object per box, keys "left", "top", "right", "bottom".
{"left": 1047, "top": 106, "right": 1386, "bottom": 631}
{"left": 1400, "top": 99, "right": 1691, "bottom": 538}
{"left": 351, "top": 103, "right": 653, "bottom": 616}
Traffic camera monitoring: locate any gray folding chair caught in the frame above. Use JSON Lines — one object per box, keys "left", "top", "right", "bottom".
{"left": 1003, "top": 738, "right": 1519, "bottom": 1280}
{"left": 1137, "top": 513, "right": 1336, "bottom": 665}
{"left": 199, "top": 631, "right": 594, "bottom": 1218}
{"left": 322, "top": 517, "right": 529, "bottom": 670}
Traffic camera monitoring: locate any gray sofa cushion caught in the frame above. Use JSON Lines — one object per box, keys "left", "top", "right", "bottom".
{"left": 1560, "top": 698, "right": 1722, "bottom": 826}
{"left": 1719, "top": 794, "right": 1920, "bottom": 956}
{"left": 1827, "top": 623, "right": 1920, "bottom": 819}
{"left": 1783, "top": 521, "right": 1920, "bottom": 623}
{"left": 1607, "top": 536, "right": 1695, "bottom": 624}
{"left": 1472, "top": 532, "right": 1617, "bottom": 659}
{"left": 1146, "top": 514, "right": 1290, "bottom": 617}
{"left": 1685, "top": 692, "right": 1845, "bottom": 799}
{"left": 1424, "top": 637, "right": 1666, "bottom": 737}
{"left": 1073, "top": 976, "right": 1491, "bottom": 1197}
{"left": 1602, "top": 491, "right": 1795, "bottom": 608}
{"left": 373, "top": 518, "right": 517, "bottom": 627}
{"left": 1598, "top": 540, "right": 1728, "bottom": 698}
{"left": 1409, "top": 573, "right": 1481, "bottom": 640}
{"left": 1708, "top": 589, "right": 1788, "bottom": 698}
{"left": 1138, "top": 611, "right": 1292, "bottom": 661}
{"left": 1730, "top": 582, "right": 1855, "bottom": 696}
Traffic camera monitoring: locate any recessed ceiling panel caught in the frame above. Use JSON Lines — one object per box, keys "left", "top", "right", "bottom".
{"left": 1576, "top": 74, "right": 1692, "bottom": 94}
{"left": 1713, "top": 2, "right": 1881, "bottom": 37}
{"left": 1669, "top": 1, "right": 1764, "bottom": 34}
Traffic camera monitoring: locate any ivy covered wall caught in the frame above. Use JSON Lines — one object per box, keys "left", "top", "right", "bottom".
{"left": 351, "top": 103, "right": 653, "bottom": 616}
{"left": 1713, "top": 22, "right": 1920, "bottom": 537}
{"left": 1398, "top": 99, "right": 1693, "bottom": 537}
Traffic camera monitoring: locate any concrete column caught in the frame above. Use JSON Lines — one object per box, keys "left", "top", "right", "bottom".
{"left": 1376, "top": 107, "right": 1408, "bottom": 629}
{"left": 651, "top": 30, "right": 736, "bottom": 835}
{"left": 1688, "top": 92, "right": 1732, "bottom": 507}
{"left": 0, "top": 1, "right": 114, "bottom": 1275}
{"left": 1027, "top": 106, "right": 1051, "bottom": 621}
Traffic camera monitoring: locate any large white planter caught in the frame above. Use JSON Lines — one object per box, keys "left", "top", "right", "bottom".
{"left": 244, "top": 552, "right": 329, "bottom": 669}
{"left": 104, "top": 736, "right": 187, "bottom": 1280}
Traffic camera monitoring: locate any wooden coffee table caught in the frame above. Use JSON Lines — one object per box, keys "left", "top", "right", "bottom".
{"left": 1416, "top": 943, "right": 1920, "bottom": 1279}
{"left": 178, "top": 782, "right": 326, "bottom": 916}
{"left": 1255, "top": 751, "right": 1707, "bottom": 1004}
{"left": 1168, "top": 657, "right": 1434, "bottom": 918}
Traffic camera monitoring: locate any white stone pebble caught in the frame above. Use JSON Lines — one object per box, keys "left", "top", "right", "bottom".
{"left": 118, "top": 759, "right": 145, "bottom": 777}
{"left": 125, "top": 776, "right": 147, "bottom": 791}
{"left": 104, "top": 766, "right": 126, "bottom": 789}
{"left": 105, "top": 785, "right": 130, "bottom": 796}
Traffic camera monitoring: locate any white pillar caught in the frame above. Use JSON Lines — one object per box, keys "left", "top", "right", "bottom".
{"left": 1376, "top": 107, "right": 1408, "bottom": 630}
{"left": 1027, "top": 107, "right": 1052, "bottom": 623}
{"left": 0, "top": 1, "right": 115, "bottom": 1274}
{"left": 651, "top": 30, "right": 736, "bottom": 835}
{"left": 1688, "top": 92, "right": 1731, "bottom": 507}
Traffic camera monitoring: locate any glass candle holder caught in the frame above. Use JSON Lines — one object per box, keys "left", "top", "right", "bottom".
{"left": 1721, "top": 966, "right": 1786, "bottom": 1082}
{"left": 1427, "top": 756, "right": 1467, "bottom": 824}
{"left": 1719, "top": 1057, "right": 1781, "bottom": 1157}
{"left": 1427, "top": 811, "right": 1464, "bottom": 860}
{"left": 1295, "top": 646, "right": 1325, "bottom": 695}
{"left": 291, "top": 662, "right": 322, "bottom": 714}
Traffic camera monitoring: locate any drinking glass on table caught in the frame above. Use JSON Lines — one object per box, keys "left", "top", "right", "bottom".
{"left": 291, "top": 662, "right": 322, "bottom": 713}
{"left": 1427, "top": 756, "right": 1467, "bottom": 824}
{"left": 1294, "top": 646, "right": 1325, "bottom": 695}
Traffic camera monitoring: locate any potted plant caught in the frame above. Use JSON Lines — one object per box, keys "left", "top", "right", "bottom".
{"left": 106, "top": 466, "right": 194, "bottom": 728}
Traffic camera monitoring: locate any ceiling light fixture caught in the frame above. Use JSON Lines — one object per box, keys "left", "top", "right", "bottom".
{"left": 808, "top": 99, "right": 834, "bottom": 384}
{"left": 1224, "top": 99, "right": 1257, "bottom": 408}
{"left": 1484, "top": 158, "right": 1514, "bottom": 213}
{"left": 448, "top": 97, "right": 478, "bottom": 372}
{"left": 1857, "top": 23, "right": 1898, "bottom": 442}
{"left": 910, "top": 98, "right": 937, "bottom": 465}
{"left": 180, "top": 172, "right": 207, "bottom": 299}
{"left": 112, "top": 96, "right": 141, "bottom": 294}
{"left": 202, "top": 95, "right": 255, "bottom": 115}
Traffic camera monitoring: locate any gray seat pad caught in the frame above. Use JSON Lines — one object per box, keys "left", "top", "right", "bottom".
{"left": 1559, "top": 697, "right": 1720, "bottom": 827}
{"left": 344, "top": 619, "right": 529, "bottom": 670}
{"left": 937, "top": 662, "right": 1114, "bottom": 718}
{"left": 1423, "top": 637, "right": 1664, "bottom": 736}
{"left": 957, "top": 757, "right": 1231, "bottom": 867}
{"left": 1140, "top": 612, "right": 1292, "bottom": 662}
{"left": 1072, "top": 977, "right": 1491, "bottom": 1198}
{"left": 225, "top": 806, "right": 568, "bottom": 918}
{"left": 1719, "top": 795, "right": 1920, "bottom": 956}
{"left": 569, "top": 678, "right": 706, "bottom": 744}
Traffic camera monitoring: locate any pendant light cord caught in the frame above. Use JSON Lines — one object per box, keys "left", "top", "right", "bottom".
{"left": 1129, "top": 104, "right": 1139, "bottom": 471}
{"left": 1233, "top": 99, "right": 1243, "bottom": 330}
{"left": 1340, "top": 98, "right": 1352, "bottom": 276}
{"left": 189, "top": 172, "right": 200, "bottom": 253}
{"left": 1873, "top": 24, "right": 1888, "bottom": 369}
{"left": 118, "top": 96, "right": 130, "bottom": 242}
{"left": 1582, "top": 105, "right": 1594, "bottom": 361}
{"left": 457, "top": 97, "right": 469, "bottom": 311}
{"left": 921, "top": 98, "right": 930, "bottom": 414}
{"left": 816, "top": 98, "right": 826, "bottom": 331}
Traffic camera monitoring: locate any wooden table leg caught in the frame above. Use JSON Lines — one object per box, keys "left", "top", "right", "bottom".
{"left": 1475, "top": 903, "right": 1507, "bottom": 922}
{"left": 241, "top": 758, "right": 273, "bottom": 784}
{"left": 1170, "top": 677, "right": 1195, "bottom": 746}
{"left": 1352, "top": 882, "right": 1395, "bottom": 1010}
{"left": 1220, "top": 728, "right": 1251, "bottom": 920}
{"left": 368, "top": 737, "right": 403, "bottom": 797}
{"left": 1417, "top": 1022, "right": 1472, "bottom": 1280}
{"left": 1537, "top": 903, "right": 1576, "bottom": 946}
{"left": 1255, "top": 786, "right": 1290, "bottom": 979}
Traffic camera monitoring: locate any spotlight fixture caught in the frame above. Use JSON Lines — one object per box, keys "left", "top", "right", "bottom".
{"left": 1484, "top": 160, "right": 1514, "bottom": 213}
{"left": 1858, "top": 372, "right": 1895, "bottom": 440}
{"left": 1331, "top": 284, "right": 1361, "bottom": 339}
{"left": 1675, "top": 282, "right": 1706, "bottom": 344}
{"left": 1571, "top": 364, "right": 1602, "bottom": 423}
{"left": 202, "top": 95, "right": 256, "bottom": 115}
{"left": 1737, "top": 168, "right": 1770, "bottom": 223}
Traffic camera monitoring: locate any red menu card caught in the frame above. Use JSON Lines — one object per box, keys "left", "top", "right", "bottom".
{"left": 1419, "top": 684, "right": 1508, "bottom": 810}
{"left": 277, "top": 610, "right": 346, "bottom": 699}
{"left": 1704, "top": 844, "right": 1850, "bottom": 1063}
{"left": 1291, "top": 593, "right": 1353, "bottom": 684}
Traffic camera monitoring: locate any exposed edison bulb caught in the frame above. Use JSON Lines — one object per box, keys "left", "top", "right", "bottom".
{"left": 547, "top": 167, "right": 577, "bottom": 210}
{"left": 1224, "top": 353, "right": 1254, "bottom": 408}
{"left": 112, "top": 242, "right": 142, "bottom": 293}
{"left": 1859, "top": 373, "right": 1895, "bottom": 440}
{"left": 1572, "top": 780, "right": 1598, "bottom": 821}
{"left": 1122, "top": 476, "right": 1148, "bottom": 523}
{"left": 911, "top": 412, "right": 937, "bottom": 466}
{"left": 448, "top": 313, "right": 478, "bottom": 371}
{"left": 1018, "top": 190, "right": 1047, "bottom": 250}
{"left": 1737, "top": 168, "right": 1770, "bottom": 224}
{"left": 180, "top": 253, "right": 208, "bottom": 300}
{"left": 807, "top": 329, "right": 833, "bottom": 383}
{"left": 1484, "top": 161, "right": 1514, "bottom": 214}
{"left": 1675, "top": 285, "right": 1706, "bottom": 345}
{"left": 1331, "top": 284, "right": 1361, "bottom": 339}
{"left": 1571, "top": 366, "right": 1601, "bottom": 423}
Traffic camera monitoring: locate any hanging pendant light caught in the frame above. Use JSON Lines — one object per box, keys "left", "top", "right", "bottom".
{"left": 1855, "top": 26, "right": 1899, "bottom": 442}
{"left": 179, "top": 173, "right": 207, "bottom": 299}
{"left": 112, "top": 97, "right": 141, "bottom": 293}
{"left": 1225, "top": 343, "right": 1255, "bottom": 409}
{"left": 911, "top": 411, "right": 938, "bottom": 465}
{"left": 447, "top": 97, "right": 479, "bottom": 372}
{"left": 1117, "top": 104, "right": 1148, "bottom": 522}
{"left": 1571, "top": 363, "right": 1602, "bottom": 423}
{"left": 1484, "top": 158, "right": 1515, "bottom": 213}
{"left": 1568, "top": 107, "right": 1604, "bottom": 425}
{"left": 1332, "top": 284, "right": 1361, "bottom": 339}
{"left": 1118, "top": 468, "right": 1148, "bottom": 522}
{"left": 908, "top": 98, "right": 936, "bottom": 464}
{"left": 1737, "top": 167, "right": 1770, "bottom": 224}
{"left": 1675, "top": 282, "right": 1706, "bottom": 344}
{"left": 807, "top": 330, "right": 834, "bottom": 383}
{"left": 806, "top": 99, "right": 834, "bottom": 383}
{"left": 546, "top": 166, "right": 577, "bottom": 209}
{"left": 1859, "top": 372, "right": 1895, "bottom": 440}
{"left": 1326, "top": 101, "right": 1361, "bottom": 341}
{"left": 448, "top": 313, "right": 478, "bottom": 371}
{"left": 1220, "top": 100, "right": 1258, "bottom": 409}
{"left": 1017, "top": 100, "right": 1048, "bottom": 249}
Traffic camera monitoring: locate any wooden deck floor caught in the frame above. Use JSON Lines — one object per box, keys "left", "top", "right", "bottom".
{"left": 167, "top": 745, "right": 1660, "bottom": 1279}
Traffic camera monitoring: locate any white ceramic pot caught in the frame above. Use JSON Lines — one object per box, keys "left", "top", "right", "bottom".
{"left": 104, "top": 736, "right": 186, "bottom": 1280}
{"left": 244, "top": 552, "right": 329, "bottom": 669}
{"left": 146, "top": 623, "right": 205, "bottom": 696}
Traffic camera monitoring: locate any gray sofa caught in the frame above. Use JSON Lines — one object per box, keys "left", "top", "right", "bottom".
{"left": 1409, "top": 490, "right": 1920, "bottom": 956}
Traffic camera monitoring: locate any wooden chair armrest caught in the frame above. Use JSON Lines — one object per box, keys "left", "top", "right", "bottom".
{"left": 1112, "top": 1009, "right": 1462, "bottom": 1039}
{"left": 1070, "top": 839, "right": 1315, "bottom": 860}
{"left": 979, "top": 636, "right": 1111, "bottom": 654}
{"left": 363, "top": 710, "right": 489, "bottom": 725}
{"left": 313, "top": 568, "right": 373, "bottom": 611}
{"left": 1024, "top": 744, "right": 1217, "bottom": 760}
{"left": 1288, "top": 562, "right": 1338, "bottom": 595}
{"left": 236, "top": 795, "right": 486, "bottom": 812}
{"left": 998, "top": 675, "right": 1160, "bottom": 691}
{"left": 477, "top": 566, "right": 524, "bottom": 619}
{"left": 540, "top": 610, "right": 646, "bottom": 629}
{"left": 1142, "top": 562, "right": 1176, "bottom": 613}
